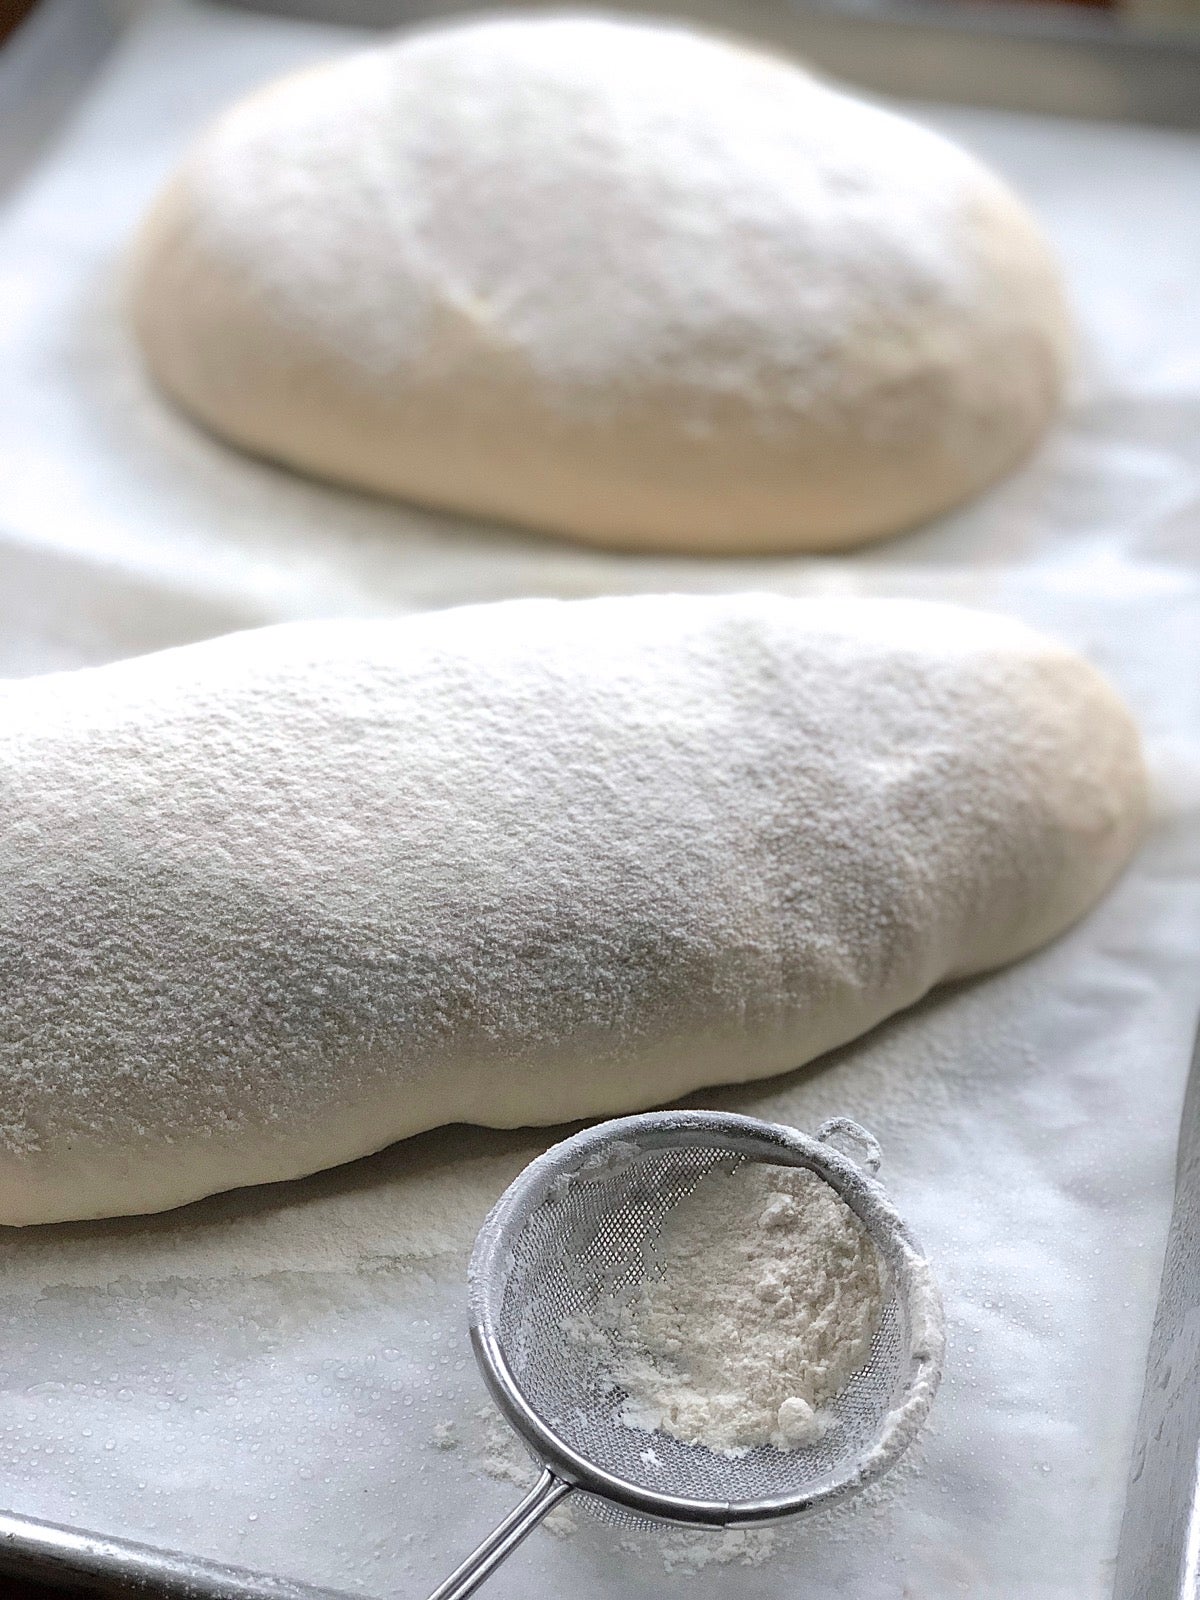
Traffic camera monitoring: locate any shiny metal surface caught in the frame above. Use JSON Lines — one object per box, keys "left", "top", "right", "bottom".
{"left": 0, "top": 0, "right": 126, "bottom": 202}
{"left": 1113, "top": 1014, "right": 1200, "bottom": 1600}
{"left": 0, "top": 1505, "right": 360, "bottom": 1598}
{"left": 213, "top": 0, "right": 1200, "bottom": 128}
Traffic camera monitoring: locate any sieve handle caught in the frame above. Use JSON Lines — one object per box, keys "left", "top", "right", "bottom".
{"left": 425, "top": 1467, "right": 574, "bottom": 1600}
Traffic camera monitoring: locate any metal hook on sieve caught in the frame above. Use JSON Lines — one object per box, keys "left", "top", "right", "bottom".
{"left": 816, "top": 1116, "right": 882, "bottom": 1174}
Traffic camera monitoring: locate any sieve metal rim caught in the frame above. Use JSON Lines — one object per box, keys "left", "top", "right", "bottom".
{"left": 467, "top": 1109, "right": 944, "bottom": 1528}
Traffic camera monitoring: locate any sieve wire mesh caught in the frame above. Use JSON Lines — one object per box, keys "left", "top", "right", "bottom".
{"left": 488, "top": 1136, "right": 908, "bottom": 1514}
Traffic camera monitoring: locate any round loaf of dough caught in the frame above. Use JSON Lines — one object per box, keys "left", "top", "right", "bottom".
{"left": 130, "top": 14, "right": 1071, "bottom": 554}
{"left": 0, "top": 596, "right": 1143, "bottom": 1225}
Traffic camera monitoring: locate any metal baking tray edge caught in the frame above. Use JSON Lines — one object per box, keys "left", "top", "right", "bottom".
{"left": 217, "top": 0, "right": 1200, "bottom": 127}
{"left": 0, "top": 0, "right": 129, "bottom": 205}
{"left": 0, "top": 1506, "right": 362, "bottom": 1598}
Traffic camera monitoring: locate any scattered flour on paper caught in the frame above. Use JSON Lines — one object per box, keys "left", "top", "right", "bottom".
{"left": 467, "top": 1405, "right": 579, "bottom": 1538}
{"left": 465, "top": 1403, "right": 776, "bottom": 1565}
{"left": 566, "top": 1161, "right": 884, "bottom": 1454}
{"left": 652, "top": 1526, "right": 778, "bottom": 1575}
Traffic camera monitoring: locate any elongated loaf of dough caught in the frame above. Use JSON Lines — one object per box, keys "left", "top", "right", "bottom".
{"left": 0, "top": 596, "right": 1144, "bottom": 1224}
{"left": 130, "top": 13, "right": 1070, "bottom": 554}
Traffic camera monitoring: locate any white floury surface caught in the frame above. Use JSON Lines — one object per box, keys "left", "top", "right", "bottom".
{"left": 569, "top": 1162, "right": 885, "bottom": 1453}
{"left": 0, "top": 4, "right": 1198, "bottom": 1598}
{"left": 129, "top": 12, "right": 1069, "bottom": 553}
{"left": 0, "top": 595, "right": 1145, "bottom": 1225}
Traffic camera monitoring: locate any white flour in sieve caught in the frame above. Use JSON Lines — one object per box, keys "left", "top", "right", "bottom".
{"left": 565, "top": 1161, "right": 883, "bottom": 1455}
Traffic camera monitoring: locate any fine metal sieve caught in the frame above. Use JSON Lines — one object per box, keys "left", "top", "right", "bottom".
{"left": 428, "top": 1109, "right": 945, "bottom": 1600}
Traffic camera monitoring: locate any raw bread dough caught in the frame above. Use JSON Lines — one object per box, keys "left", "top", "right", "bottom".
{"left": 130, "top": 13, "right": 1071, "bottom": 555}
{"left": 0, "top": 595, "right": 1144, "bottom": 1225}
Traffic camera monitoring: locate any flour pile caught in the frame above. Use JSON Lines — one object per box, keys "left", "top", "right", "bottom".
{"left": 565, "top": 1161, "right": 884, "bottom": 1454}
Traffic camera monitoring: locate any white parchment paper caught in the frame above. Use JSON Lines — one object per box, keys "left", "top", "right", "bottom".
{"left": 1, "top": 5, "right": 1199, "bottom": 1597}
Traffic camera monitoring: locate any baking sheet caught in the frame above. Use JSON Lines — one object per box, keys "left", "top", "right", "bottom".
{"left": 1, "top": 4, "right": 1200, "bottom": 1596}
